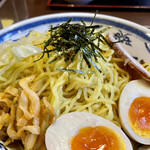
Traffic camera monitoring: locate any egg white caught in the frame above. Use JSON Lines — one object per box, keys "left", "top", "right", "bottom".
{"left": 45, "top": 112, "right": 133, "bottom": 150}
{"left": 119, "top": 79, "right": 150, "bottom": 144}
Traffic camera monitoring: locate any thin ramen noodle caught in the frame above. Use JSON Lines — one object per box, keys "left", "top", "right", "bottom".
{"left": 0, "top": 30, "right": 130, "bottom": 149}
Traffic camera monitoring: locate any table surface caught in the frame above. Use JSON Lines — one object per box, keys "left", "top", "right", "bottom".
{"left": 25, "top": 0, "right": 150, "bottom": 28}
{"left": 1, "top": 0, "right": 150, "bottom": 29}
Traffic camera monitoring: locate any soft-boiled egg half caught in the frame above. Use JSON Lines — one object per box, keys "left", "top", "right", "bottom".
{"left": 119, "top": 79, "right": 150, "bottom": 144}
{"left": 45, "top": 112, "right": 133, "bottom": 150}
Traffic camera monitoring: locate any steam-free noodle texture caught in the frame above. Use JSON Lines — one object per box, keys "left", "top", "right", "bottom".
{"left": 0, "top": 31, "right": 130, "bottom": 149}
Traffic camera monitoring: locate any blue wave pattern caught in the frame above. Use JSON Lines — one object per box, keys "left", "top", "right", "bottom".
{"left": 145, "top": 42, "right": 150, "bottom": 53}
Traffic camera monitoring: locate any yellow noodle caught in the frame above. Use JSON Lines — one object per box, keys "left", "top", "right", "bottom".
{"left": 0, "top": 30, "right": 132, "bottom": 149}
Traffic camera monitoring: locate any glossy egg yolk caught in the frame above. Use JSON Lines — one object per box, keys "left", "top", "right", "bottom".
{"left": 71, "top": 126, "right": 126, "bottom": 150}
{"left": 129, "top": 96, "right": 150, "bottom": 137}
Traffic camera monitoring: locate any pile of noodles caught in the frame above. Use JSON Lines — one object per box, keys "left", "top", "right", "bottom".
{"left": 0, "top": 31, "right": 131, "bottom": 149}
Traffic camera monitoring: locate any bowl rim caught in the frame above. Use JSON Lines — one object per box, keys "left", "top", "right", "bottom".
{"left": 0, "top": 12, "right": 150, "bottom": 42}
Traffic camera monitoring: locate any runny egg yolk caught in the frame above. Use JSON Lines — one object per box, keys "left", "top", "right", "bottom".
{"left": 71, "top": 126, "right": 126, "bottom": 150}
{"left": 129, "top": 96, "right": 150, "bottom": 137}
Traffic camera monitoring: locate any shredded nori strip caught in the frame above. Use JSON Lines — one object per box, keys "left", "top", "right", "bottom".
{"left": 36, "top": 13, "right": 112, "bottom": 74}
